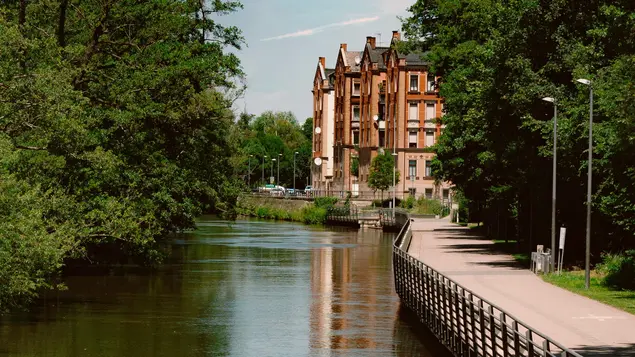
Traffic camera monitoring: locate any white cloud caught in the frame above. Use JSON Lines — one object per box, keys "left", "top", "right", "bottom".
{"left": 261, "top": 16, "right": 380, "bottom": 41}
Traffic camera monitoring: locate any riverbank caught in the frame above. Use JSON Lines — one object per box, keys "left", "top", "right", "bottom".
{"left": 236, "top": 195, "right": 337, "bottom": 225}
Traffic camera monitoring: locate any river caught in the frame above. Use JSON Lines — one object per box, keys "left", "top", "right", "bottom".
{"left": 0, "top": 217, "right": 448, "bottom": 357}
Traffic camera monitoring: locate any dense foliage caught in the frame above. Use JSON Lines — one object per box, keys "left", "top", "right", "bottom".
{"left": 230, "top": 111, "right": 312, "bottom": 189}
{"left": 402, "top": 0, "right": 635, "bottom": 265}
{"left": 0, "top": 0, "right": 245, "bottom": 310}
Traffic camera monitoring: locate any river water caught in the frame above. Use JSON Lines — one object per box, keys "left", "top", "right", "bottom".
{"left": 0, "top": 218, "right": 447, "bottom": 357}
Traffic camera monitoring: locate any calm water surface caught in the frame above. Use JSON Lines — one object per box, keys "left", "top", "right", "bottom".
{"left": 0, "top": 218, "right": 445, "bottom": 357}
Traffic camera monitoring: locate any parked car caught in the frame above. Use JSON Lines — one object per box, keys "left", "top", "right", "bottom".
{"left": 270, "top": 187, "right": 285, "bottom": 197}
{"left": 304, "top": 186, "right": 313, "bottom": 196}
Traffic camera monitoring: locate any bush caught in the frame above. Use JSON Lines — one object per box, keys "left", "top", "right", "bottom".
{"left": 314, "top": 197, "right": 338, "bottom": 209}
{"left": 400, "top": 195, "right": 416, "bottom": 210}
{"left": 597, "top": 251, "right": 635, "bottom": 290}
{"left": 372, "top": 198, "right": 401, "bottom": 208}
{"left": 301, "top": 206, "right": 327, "bottom": 225}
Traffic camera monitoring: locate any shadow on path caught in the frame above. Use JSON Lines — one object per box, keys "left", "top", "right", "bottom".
{"left": 574, "top": 343, "right": 635, "bottom": 357}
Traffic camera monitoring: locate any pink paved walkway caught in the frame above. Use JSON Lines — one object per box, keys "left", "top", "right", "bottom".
{"left": 408, "top": 218, "right": 635, "bottom": 357}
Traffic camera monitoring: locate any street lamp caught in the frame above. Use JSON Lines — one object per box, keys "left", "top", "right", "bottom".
{"left": 248, "top": 154, "right": 253, "bottom": 189}
{"left": 277, "top": 153, "right": 282, "bottom": 187}
{"left": 392, "top": 106, "right": 398, "bottom": 218}
{"left": 577, "top": 78, "right": 593, "bottom": 290}
{"left": 271, "top": 158, "right": 276, "bottom": 185}
{"left": 392, "top": 152, "right": 398, "bottom": 218}
{"left": 293, "top": 151, "right": 299, "bottom": 191}
{"left": 542, "top": 96, "right": 557, "bottom": 273}
{"left": 262, "top": 155, "right": 267, "bottom": 186}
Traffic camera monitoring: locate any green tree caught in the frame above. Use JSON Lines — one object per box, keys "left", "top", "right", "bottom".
{"left": 368, "top": 151, "right": 400, "bottom": 199}
{"left": 401, "top": 0, "right": 635, "bottom": 257}
{"left": 302, "top": 117, "right": 314, "bottom": 140}
{"left": 0, "top": 0, "right": 245, "bottom": 310}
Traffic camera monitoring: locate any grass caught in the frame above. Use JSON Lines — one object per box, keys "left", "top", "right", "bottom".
{"left": 542, "top": 270, "right": 635, "bottom": 315}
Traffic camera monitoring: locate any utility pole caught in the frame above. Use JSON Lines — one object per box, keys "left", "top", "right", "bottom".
{"left": 277, "top": 153, "right": 282, "bottom": 186}
{"left": 293, "top": 151, "right": 298, "bottom": 191}
{"left": 262, "top": 155, "right": 267, "bottom": 186}
{"left": 542, "top": 97, "right": 557, "bottom": 273}
{"left": 248, "top": 154, "right": 253, "bottom": 188}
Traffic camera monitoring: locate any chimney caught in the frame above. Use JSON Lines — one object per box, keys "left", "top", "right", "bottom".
{"left": 340, "top": 43, "right": 347, "bottom": 51}
{"left": 366, "top": 36, "right": 376, "bottom": 49}
{"left": 392, "top": 31, "right": 400, "bottom": 41}
{"left": 319, "top": 57, "right": 325, "bottom": 68}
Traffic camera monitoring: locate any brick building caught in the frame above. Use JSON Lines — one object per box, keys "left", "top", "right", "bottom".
{"left": 312, "top": 31, "right": 453, "bottom": 200}
{"left": 383, "top": 31, "right": 452, "bottom": 200}
{"left": 331, "top": 44, "right": 361, "bottom": 194}
{"left": 311, "top": 57, "right": 335, "bottom": 192}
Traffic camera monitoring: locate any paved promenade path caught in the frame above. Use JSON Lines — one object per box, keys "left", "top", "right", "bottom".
{"left": 408, "top": 218, "right": 635, "bottom": 357}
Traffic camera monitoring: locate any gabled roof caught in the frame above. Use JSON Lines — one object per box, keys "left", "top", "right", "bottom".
{"left": 344, "top": 50, "right": 362, "bottom": 72}
{"left": 389, "top": 36, "right": 428, "bottom": 66}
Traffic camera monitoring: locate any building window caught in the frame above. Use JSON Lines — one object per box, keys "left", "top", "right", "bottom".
{"left": 352, "top": 130, "right": 359, "bottom": 145}
{"left": 408, "top": 188, "right": 416, "bottom": 196}
{"left": 409, "top": 130, "right": 418, "bottom": 148}
{"left": 425, "top": 188, "right": 433, "bottom": 199}
{"left": 408, "top": 160, "right": 417, "bottom": 180}
{"left": 409, "top": 102, "right": 418, "bottom": 121}
{"left": 425, "top": 160, "right": 432, "bottom": 177}
{"left": 352, "top": 105, "right": 360, "bottom": 121}
{"left": 426, "top": 102, "right": 435, "bottom": 121}
{"left": 353, "top": 80, "right": 361, "bottom": 96}
{"left": 427, "top": 73, "right": 435, "bottom": 92}
{"left": 425, "top": 129, "right": 435, "bottom": 147}
{"left": 409, "top": 74, "right": 419, "bottom": 92}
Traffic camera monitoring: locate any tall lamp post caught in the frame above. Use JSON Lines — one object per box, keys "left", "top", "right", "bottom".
{"left": 293, "top": 151, "right": 299, "bottom": 191}
{"left": 271, "top": 158, "right": 276, "bottom": 185}
{"left": 392, "top": 110, "right": 397, "bottom": 218}
{"left": 542, "top": 96, "right": 557, "bottom": 273}
{"left": 262, "top": 155, "right": 267, "bottom": 186}
{"left": 577, "top": 78, "right": 593, "bottom": 290}
{"left": 278, "top": 153, "right": 282, "bottom": 187}
{"left": 248, "top": 154, "right": 253, "bottom": 189}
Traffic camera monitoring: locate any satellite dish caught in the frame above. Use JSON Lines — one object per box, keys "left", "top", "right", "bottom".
{"left": 373, "top": 115, "right": 379, "bottom": 121}
{"left": 315, "top": 127, "right": 322, "bottom": 134}
{"left": 354, "top": 56, "right": 361, "bottom": 65}
{"left": 314, "top": 157, "right": 323, "bottom": 166}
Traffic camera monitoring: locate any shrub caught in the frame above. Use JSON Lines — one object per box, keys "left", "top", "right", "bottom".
{"left": 597, "top": 251, "right": 635, "bottom": 290}
{"left": 400, "top": 195, "right": 416, "bottom": 210}
{"left": 302, "top": 206, "right": 327, "bottom": 225}
{"left": 314, "top": 197, "right": 338, "bottom": 209}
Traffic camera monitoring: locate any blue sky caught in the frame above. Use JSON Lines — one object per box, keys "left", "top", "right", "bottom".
{"left": 223, "top": 0, "right": 414, "bottom": 123}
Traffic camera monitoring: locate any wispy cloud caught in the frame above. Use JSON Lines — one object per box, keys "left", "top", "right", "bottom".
{"left": 261, "top": 16, "right": 380, "bottom": 41}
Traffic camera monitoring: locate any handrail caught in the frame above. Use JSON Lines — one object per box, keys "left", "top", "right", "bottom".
{"left": 392, "top": 218, "right": 584, "bottom": 357}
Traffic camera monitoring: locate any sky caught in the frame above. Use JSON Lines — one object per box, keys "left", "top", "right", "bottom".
{"left": 222, "top": 0, "right": 415, "bottom": 123}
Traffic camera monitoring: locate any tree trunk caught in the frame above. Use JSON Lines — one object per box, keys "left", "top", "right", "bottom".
{"left": 58, "top": 0, "right": 69, "bottom": 47}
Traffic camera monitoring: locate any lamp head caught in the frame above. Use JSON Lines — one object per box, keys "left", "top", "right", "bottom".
{"left": 576, "top": 78, "right": 592, "bottom": 86}
{"left": 542, "top": 97, "right": 555, "bottom": 103}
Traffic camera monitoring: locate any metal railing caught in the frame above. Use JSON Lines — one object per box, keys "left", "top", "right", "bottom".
{"left": 326, "top": 205, "right": 360, "bottom": 226}
{"left": 393, "top": 219, "right": 584, "bottom": 357}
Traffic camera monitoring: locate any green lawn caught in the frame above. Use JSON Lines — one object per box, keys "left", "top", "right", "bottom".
{"left": 542, "top": 271, "right": 635, "bottom": 315}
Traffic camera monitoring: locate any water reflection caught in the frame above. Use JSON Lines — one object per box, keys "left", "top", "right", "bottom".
{"left": 0, "top": 218, "right": 445, "bottom": 357}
